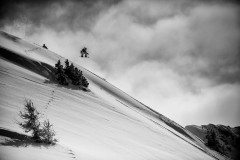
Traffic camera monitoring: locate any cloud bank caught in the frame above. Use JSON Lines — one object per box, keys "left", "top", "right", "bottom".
{"left": 1, "top": 0, "right": 239, "bottom": 126}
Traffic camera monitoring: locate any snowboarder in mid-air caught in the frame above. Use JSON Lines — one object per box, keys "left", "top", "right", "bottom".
{"left": 80, "top": 47, "right": 89, "bottom": 58}
{"left": 43, "top": 44, "right": 48, "bottom": 49}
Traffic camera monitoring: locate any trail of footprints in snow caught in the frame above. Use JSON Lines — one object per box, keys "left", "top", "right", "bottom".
{"left": 45, "top": 90, "right": 56, "bottom": 109}
{"left": 42, "top": 89, "right": 78, "bottom": 159}
{"left": 68, "top": 149, "right": 77, "bottom": 159}
{"left": 25, "top": 47, "right": 58, "bottom": 110}
{"left": 42, "top": 89, "right": 60, "bottom": 117}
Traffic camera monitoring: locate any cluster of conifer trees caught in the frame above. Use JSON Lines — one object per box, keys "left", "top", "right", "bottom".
{"left": 54, "top": 59, "right": 89, "bottom": 88}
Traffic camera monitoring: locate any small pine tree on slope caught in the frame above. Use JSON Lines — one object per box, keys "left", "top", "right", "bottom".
{"left": 18, "top": 99, "right": 57, "bottom": 144}
{"left": 41, "top": 119, "right": 57, "bottom": 144}
{"left": 18, "top": 99, "right": 41, "bottom": 142}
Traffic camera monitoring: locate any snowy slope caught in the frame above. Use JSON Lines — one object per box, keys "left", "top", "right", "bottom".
{"left": 0, "top": 31, "right": 226, "bottom": 160}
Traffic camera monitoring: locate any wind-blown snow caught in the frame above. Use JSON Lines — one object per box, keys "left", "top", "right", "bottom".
{"left": 0, "top": 31, "right": 225, "bottom": 160}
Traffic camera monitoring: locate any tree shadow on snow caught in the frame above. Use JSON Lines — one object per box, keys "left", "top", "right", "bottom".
{"left": 0, "top": 128, "right": 50, "bottom": 148}
{"left": 44, "top": 79, "right": 90, "bottom": 92}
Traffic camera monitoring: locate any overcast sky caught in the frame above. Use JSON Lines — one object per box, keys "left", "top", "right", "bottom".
{"left": 0, "top": 0, "right": 239, "bottom": 127}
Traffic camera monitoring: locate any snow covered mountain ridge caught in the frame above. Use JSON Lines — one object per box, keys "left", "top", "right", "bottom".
{"left": 0, "top": 31, "right": 227, "bottom": 160}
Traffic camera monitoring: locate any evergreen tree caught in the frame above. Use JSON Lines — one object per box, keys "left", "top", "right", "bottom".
{"left": 206, "top": 129, "right": 217, "bottom": 147}
{"left": 18, "top": 99, "right": 41, "bottom": 142}
{"left": 76, "top": 70, "right": 83, "bottom": 86}
{"left": 65, "top": 59, "right": 69, "bottom": 68}
{"left": 55, "top": 60, "right": 61, "bottom": 70}
{"left": 65, "top": 63, "right": 74, "bottom": 80}
{"left": 55, "top": 60, "right": 68, "bottom": 85}
{"left": 71, "top": 67, "right": 80, "bottom": 85}
{"left": 40, "top": 119, "right": 57, "bottom": 144}
{"left": 82, "top": 76, "right": 89, "bottom": 88}
{"left": 64, "top": 59, "right": 70, "bottom": 75}
{"left": 206, "top": 129, "right": 221, "bottom": 152}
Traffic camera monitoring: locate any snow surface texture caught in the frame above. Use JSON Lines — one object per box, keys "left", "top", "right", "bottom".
{"left": 0, "top": 31, "right": 226, "bottom": 160}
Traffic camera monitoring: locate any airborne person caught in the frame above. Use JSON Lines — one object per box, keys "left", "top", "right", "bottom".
{"left": 80, "top": 47, "right": 89, "bottom": 58}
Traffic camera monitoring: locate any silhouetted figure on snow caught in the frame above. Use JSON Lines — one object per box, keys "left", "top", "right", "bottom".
{"left": 80, "top": 47, "right": 89, "bottom": 58}
{"left": 43, "top": 44, "right": 48, "bottom": 49}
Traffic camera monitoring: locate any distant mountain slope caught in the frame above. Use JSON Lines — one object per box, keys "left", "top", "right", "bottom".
{"left": 186, "top": 125, "right": 207, "bottom": 142}
{"left": 0, "top": 31, "right": 226, "bottom": 160}
{"left": 186, "top": 124, "right": 240, "bottom": 160}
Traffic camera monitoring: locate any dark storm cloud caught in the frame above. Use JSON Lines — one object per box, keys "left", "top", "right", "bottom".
{"left": 89, "top": 0, "right": 240, "bottom": 85}
{"left": 0, "top": 0, "right": 123, "bottom": 31}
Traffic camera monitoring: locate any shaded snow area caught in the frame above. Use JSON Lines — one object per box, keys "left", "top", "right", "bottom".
{"left": 0, "top": 31, "right": 226, "bottom": 160}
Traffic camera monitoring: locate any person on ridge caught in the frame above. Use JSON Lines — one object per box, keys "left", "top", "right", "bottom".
{"left": 43, "top": 44, "right": 48, "bottom": 49}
